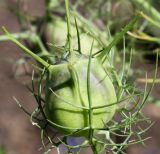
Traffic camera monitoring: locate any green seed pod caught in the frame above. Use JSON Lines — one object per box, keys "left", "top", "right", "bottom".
{"left": 3, "top": 28, "right": 117, "bottom": 137}
{"left": 45, "top": 55, "right": 117, "bottom": 136}
{"left": 43, "top": 17, "right": 101, "bottom": 55}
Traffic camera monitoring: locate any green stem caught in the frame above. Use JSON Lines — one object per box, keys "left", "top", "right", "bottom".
{"left": 133, "top": 0, "right": 160, "bottom": 22}
{"left": 35, "top": 35, "right": 49, "bottom": 54}
{"left": 87, "top": 41, "right": 101, "bottom": 154}
{"left": 0, "top": 31, "right": 49, "bottom": 55}
{"left": 87, "top": 43, "right": 93, "bottom": 140}
{"left": 45, "top": 0, "right": 57, "bottom": 20}
{"left": 0, "top": 32, "right": 29, "bottom": 41}
{"left": 72, "top": 10, "right": 105, "bottom": 46}
{"left": 65, "top": 0, "right": 74, "bottom": 63}
{"left": 97, "top": 13, "right": 141, "bottom": 63}
{"left": 2, "top": 27, "right": 49, "bottom": 68}
{"left": 74, "top": 17, "right": 82, "bottom": 54}
{"left": 140, "top": 12, "right": 160, "bottom": 29}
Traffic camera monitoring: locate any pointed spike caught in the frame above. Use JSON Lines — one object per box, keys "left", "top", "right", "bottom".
{"left": 74, "top": 17, "right": 82, "bottom": 54}
{"left": 65, "top": 0, "right": 73, "bottom": 60}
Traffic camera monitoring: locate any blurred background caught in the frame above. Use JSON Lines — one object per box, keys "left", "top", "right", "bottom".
{"left": 0, "top": 0, "right": 160, "bottom": 154}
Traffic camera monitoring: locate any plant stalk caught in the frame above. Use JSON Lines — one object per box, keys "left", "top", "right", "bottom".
{"left": 97, "top": 13, "right": 141, "bottom": 63}
{"left": 0, "top": 32, "right": 29, "bottom": 41}
{"left": 133, "top": 0, "right": 160, "bottom": 22}
{"left": 2, "top": 27, "right": 49, "bottom": 68}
